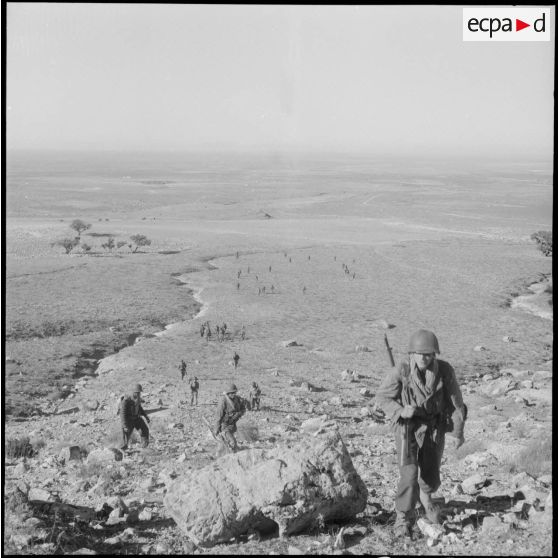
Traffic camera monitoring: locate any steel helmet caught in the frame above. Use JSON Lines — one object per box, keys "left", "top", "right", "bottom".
{"left": 226, "top": 383, "right": 238, "bottom": 394}
{"left": 408, "top": 330, "right": 440, "bottom": 354}
{"left": 133, "top": 383, "right": 143, "bottom": 393}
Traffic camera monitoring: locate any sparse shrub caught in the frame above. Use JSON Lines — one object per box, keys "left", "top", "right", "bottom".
{"left": 101, "top": 236, "right": 115, "bottom": 252}
{"left": 6, "top": 436, "right": 36, "bottom": 459}
{"left": 70, "top": 219, "right": 92, "bottom": 238}
{"left": 81, "top": 243, "right": 92, "bottom": 253}
{"left": 530, "top": 230, "right": 552, "bottom": 256}
{"left": 455, "top": 438, "right": 487, "bottom": 460}
{"left": 116, "top": 240, "right": 127, "bottom": 250}
{"left": 505, "top": 434, "right": 552, "bottom": 477}
{"left": 52, "top": 237, "right": 80, "bottom": 255}
{"left": 130, "top": 234, "right": 152, "bottom": 253}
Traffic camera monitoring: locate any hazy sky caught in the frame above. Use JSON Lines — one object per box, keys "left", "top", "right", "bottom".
{"left": 6, "top": 4, "right": 555, "bottom": 157}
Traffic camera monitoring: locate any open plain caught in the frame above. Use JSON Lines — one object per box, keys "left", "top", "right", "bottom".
{"left": 4, "top": 151, "right": 553, "bottom": 555}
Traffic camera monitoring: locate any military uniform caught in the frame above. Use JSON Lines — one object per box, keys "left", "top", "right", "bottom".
{"left": 190, "top": 377, "right": 199, "bottom": 405}
{"left": 249, "top": 383, "right": 261, "bottom": 411}
{"left": 377, "top": 330, "right": 466, "bottom": 535}
{"left": 214, "top": 385, "right": 246, "bottom": 451}
{"left": 117, "top": 385, "right": 150, "bottom": 450}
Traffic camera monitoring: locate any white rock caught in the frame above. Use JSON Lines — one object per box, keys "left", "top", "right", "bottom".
{"left": 473, "top": 345, "right": 486, "bottom": 352}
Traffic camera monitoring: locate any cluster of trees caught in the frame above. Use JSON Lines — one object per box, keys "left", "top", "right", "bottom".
{"left": 531, "top": 230, "right": 552, "bottom": 257}
{"left": 52, "top": 220, "right": 152, "bottom": 255}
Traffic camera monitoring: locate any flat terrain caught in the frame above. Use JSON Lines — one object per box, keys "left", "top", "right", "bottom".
{"left": 4, "top": 151, "right": 553, "bottom": 555}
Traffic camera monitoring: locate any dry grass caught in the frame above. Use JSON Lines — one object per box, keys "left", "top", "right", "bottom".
{"left": 5, "top": 437, "right": 37, "bottom": 459}
{"left": 504, "top": 434, "right": 552, "bottom": 478}
{"left": 455, "top": 438, "right": 487, "bottom": 460}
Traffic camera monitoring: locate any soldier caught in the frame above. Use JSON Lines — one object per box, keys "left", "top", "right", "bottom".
{"left": 179, "top": 359, "right": 187, "bottom": 381}
{"left": 117, "top": 384, "right": 150, "bottom": 450}
{"left": 200, "top": 323, "right": 206, "bottom": 338}
{"left": 216, "top": 325, "right": 221, "bottom": 342}
{"left": 214, "top": 383, "right": 246, "bottom": 452}
{"left": 233, "top": 351, "right": 240, "bottom": 369}
{"left": 240, "top": 326, "right": 246, "bottom": 340}
{"left": 302, "top": 286, "right": 307, "bottom": 294}
{"left": 377, "top": 330, "right": 466, "bottom": 538}
{"left": 190, "top": 376, "right": 200, "bottom": 405}
{"left": 237, "top": 282, "right": 240, "bottom": 290}
{"left": 249, "top": 381, "right": 262, "bottom": 411}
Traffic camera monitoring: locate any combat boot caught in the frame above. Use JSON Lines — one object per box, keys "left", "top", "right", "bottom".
{"left": 394, "top": 510, "right": 412, "bottom": 538}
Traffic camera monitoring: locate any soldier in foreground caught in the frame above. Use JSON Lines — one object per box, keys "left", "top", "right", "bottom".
{"left": 117, "top": 384, "right": 151, "bottom": 450}
{"left": 249, "top": 381, "right": 262, "bottom": 410}
{"left": 214, "top": 383, "right": 246, "bottom": 452}
{"left": 377, "top": 330, "right": 466, "bottom": 538}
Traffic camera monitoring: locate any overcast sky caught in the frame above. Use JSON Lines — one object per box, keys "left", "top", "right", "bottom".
{"left": 6, "top": 4, "right": 555, "bottom": 157}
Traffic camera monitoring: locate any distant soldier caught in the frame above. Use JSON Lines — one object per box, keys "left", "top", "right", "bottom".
{"left": 237, "top": 270, "right": 241, "bottom": 279}
{"left": 308, "top": 255, "right": 311, "bottom": 260}
{"left": 200, "top": 323, "right": 206, "bottom": 338}
{"left": 222, "top": 323, "right": 227, "bottom": 334}
{"left": 269, "top": 265, "right": 272, "bottom": 272}
{"left": 117, "top": 384, "right": 150, "bottom": 450}
{"left": 216, "top": 325, "right": 221, "bottom": 341}
{"left": 334, "top": 256, "right": 337, "bottom": 261}
{"left": 352, "top": 272, "right": 356, "bottom": 279}
{"left": 302, "top": 286, "right": 307, "bottom": 294}
{"left": 258, "top": 287, "right": 261, "bottom": 295}
{"left": 233, "top": 351, "right": 240, "bottom": 369}
{"left": 289, "top": 258, "right": 292, "bottom": 263}
{"left": 206, "top": 327, "right": 212, "bottom": 342}
{"left": 271, "top": 285, "right": 274, "bottom": 293}
{"left": 247, "top": 267, "right": 250, "bottom": 274}
{"left": 179, "top": 359, "right": 187, "bottom": 381}
{"left": 236, "top": 251, "right": 239, "bottom": 259}
{"left": 214, "top": 383, "right": 246, "bottom": 452}
{"left": 249, "top": 381, "right": 262, "bottom": 411}
{"left": 240, "top": 326, "right": 246, "bottom": 340}
{"left": 189, "top": 376, "right": 200, "bottom": 405}
{"left": 262, "top": 286, "right": 266, "bottom": 294}
{"left": 237, "top": 282, "right": 240, "bottom": 290}
{"left": 255, "top": 275, "right": 259, "bottom": 280}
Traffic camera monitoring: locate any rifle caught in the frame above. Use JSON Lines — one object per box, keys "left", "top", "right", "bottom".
{"left": 383, "top": 334, "right": 410, "bottom": 465}
{"left": 384, "top": 333, "right": 395, "bottom": 367}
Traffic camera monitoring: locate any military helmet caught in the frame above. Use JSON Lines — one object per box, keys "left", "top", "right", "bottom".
{"left": 252, "top": 381, "right": 257, "bottom": 387}
{"left": 408, "top": 329, "right": 440, "bottom": 354}
{"left": 226, "top": 383, "right": 238, "bottom": 394}
{"left": 133, "top": 383, "right": 143, "bottom": 393}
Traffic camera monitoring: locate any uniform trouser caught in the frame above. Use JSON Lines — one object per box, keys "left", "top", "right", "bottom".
{"left": 250, "top": 397, "right": 260, "bottom": 410}
{"left": 394, "top": 425, "right": 445, "bottom": 513}
{"left": 219, "top": 428, "right": 238, "bottom": 451}
{"left": 121, "top": 418, "right": 149, "bottom": 449}
{"left": 190, "top": 390, "right": 198, "bottom": 405}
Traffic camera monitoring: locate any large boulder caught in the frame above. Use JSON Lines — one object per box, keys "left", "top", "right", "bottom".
{"left": 164, "top": 431, "right": 367, "bottom": 547}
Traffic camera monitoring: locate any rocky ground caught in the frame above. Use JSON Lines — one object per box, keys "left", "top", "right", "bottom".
{"left": 4, "top": 257, "right": 553, "bottom": 555}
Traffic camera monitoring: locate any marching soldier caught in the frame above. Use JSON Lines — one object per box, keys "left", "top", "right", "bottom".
{"left": 214, "top": 383, "right": 246, "bottom": 452}
{"left": 117, "top": 384, "right": 150, "bottom": 450}
{"left": 377, "top": 330, "right": 466, "bottom": 538}
{"left": 189, "top": 376, "right": 200, "bottom": 405}
{"left": 249, "top": 381, "right": 262, "bottom": 411}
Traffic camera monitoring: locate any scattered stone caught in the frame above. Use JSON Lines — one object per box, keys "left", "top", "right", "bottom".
{"left": 519, "top": 380, "right": 534, "bottom": 389}
{"left": 86, "top": 448, "right": 123, "bottom": 464}
{"left": 359, "top": 388, "right": 373, "bottom": 397}
{"left": 282, "top": 340, "right": 302, "bottom": 347}
{"left": 56, "top": 406, "right": 80, "bottom": 415}
{"left": 59, "top": 446, "right": 83, "bottom": 463}
{"left": 71, "top": 549, "right": 97, "bottom": 555}
{"left": 537, "top": 474, "right": 552, "bottom": 487}
{"left": 13, "top": 461, "right": 30, "bottom": 475}
{"left": 473, "top": 345, "right": 486, "bottom": 352}
{"left": 355, "top": 345, "right": 370, "bottom": 352}
{"left": 288, "top": 546, "right": 305, "bottom": 555}
{"left": 164, "top": 431, "right": 367, "bottom": 547}
{"left": 481, "top": 515, "right": 512, "bottom": 538}
{"left": 461, "top": 474, "right": 489, "bottom": 494}
{"left": 139, "top": 509, "right": 153, "bottom": 521}
{"left": 168, "top": 423, "right": 184, "bottom": 430}
{"left": 502, "top": 336, "right": 515, "bottom": 343}
{"left": 81, "top": 400, "right": 100, "bottom": 412}
{"left": 417, "top": 518, "right": 444, "bottom": 541}
{"left": 28, "top": 488, "right": 57, "bottom": 502}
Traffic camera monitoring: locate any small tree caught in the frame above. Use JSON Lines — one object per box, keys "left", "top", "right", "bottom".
{"left": 531, "top": 230, "right": 552, "bottom": 257}
{"left": 81, "top": 243, "right": 92, "bottom": 253}
{"left": 70, "top": 219, "right": 92, "bottom": 238}
{"left": 101, "top": 236, "right": 115, "bottom": 252}
{"left": 53, "top": 238, "right": 80, "bottom": 255}
{"left": 130, "top": 234, "right": 152, "bottom": 253}
{"left": 116, "top": 241, "right": 127, "bottom": 250}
